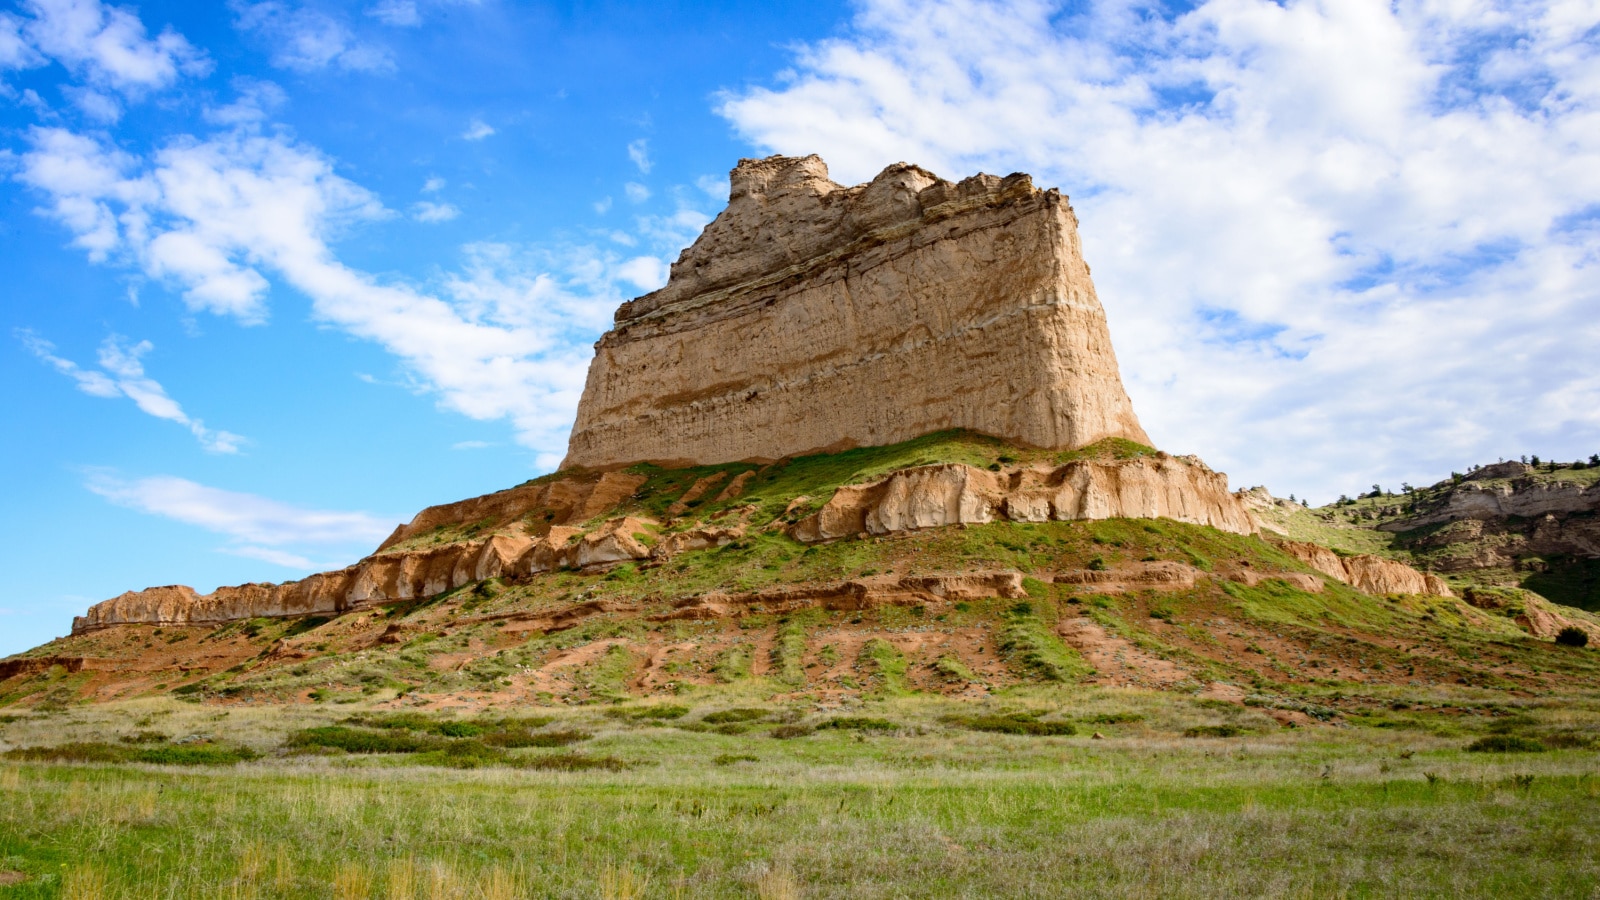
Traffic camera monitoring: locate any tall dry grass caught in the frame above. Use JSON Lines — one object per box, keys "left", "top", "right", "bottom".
{"left": 61, "top": 865, "right": 108, "bottom": 900}
{"left": 332, "top": 861, "right": 372, "bottom": 900}
{"left": 600, "top": 863, "right": 649, "bottom": 900}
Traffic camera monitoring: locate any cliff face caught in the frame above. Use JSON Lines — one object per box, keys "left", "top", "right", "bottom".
{"left": 563, "top": 155, "right": 1149, "bottom": 469}
{"left": 791, "top": 455, "right": 1258, "bottom": 542}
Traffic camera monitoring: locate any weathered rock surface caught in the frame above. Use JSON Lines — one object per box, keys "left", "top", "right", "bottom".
{"left": 377, "top": 470, "right": 646, "bottom": 552}
{"left": 1280, "top": 541, "right": 1452, "bottom": 597}
{"left": 1462, "top": 587, "right": 1600, "bottom": 642}
{"left": 1381, "top": 478, "right": 1598, "bottom": 531}
{"left": 791, "top": 455, "right": 1258, "bottom": 542}
{"left": 652, "top": 571, "right": 1028, "bottom": 621}
{"left": 563, "top": 155, "right": 1149, "bottom": 469}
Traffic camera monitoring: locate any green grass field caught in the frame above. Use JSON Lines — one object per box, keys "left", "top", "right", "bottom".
{"left": 3, "top": 691, "right": 1600, "bottom": 899}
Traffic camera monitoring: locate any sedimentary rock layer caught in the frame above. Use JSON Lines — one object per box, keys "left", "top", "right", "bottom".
{"left": 563, "top": 154, "right": 1149, "bottom": 469}
{"left": 790, "top": 455, "right": 1259, "bottom": 542}
{"left": 1280, "top": 541, "right": 1453, "bottom": 597}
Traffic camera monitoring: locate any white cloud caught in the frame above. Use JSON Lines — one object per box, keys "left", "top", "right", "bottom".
{"left": 695, "top": 173, "right": 729, "bottom": 201}
{"left": 719, "top": 0, "right": 1600, "bottom": 501}
{"left": 623, "top": 181, "right": 650, "bottom": 203}
{"left": 462, "top": 118, "right": 494, "bottom": 141}
{"left": 593, "top": 196, "right": 612, "bottom": 214}
{"left": 16, "top": 126, "right": 666, "bottom": 457}
{"left": 451, "top": 439, "right": 493, "bottom": 450}
{"left": 203, "top": 78, "right": 287, "bottom": 126}
{"left": 627, "top": 138, "right": 652, "bottom": 174}
{"left": 85, "top": 472, "right": 394, "bottom": 549}
{"left": 421, "top": 175, "right": 445, "bottom": 193}
{"left": 411, "top": 200, "right": 459, "bottom": 222}
{"left": 231, "top": 1, "right": 392, "bottom": 73}
{"left": 13, "top": 0, "right": 210, "bottom": 90}
{"left": 614, "top": 256, "right": 668, "bottom": 291}
{"left": 366, "top": 0, "right": 420, "bottom": 27}
{"left": 21, "top": 331, "right": 247, "bottom": 453}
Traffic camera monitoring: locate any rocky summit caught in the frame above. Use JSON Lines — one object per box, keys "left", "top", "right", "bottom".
{"left": 563, "top": 154, "right": 1149, "bottom": 470}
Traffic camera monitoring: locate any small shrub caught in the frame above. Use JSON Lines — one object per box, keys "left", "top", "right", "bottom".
{"left": 519, "top": 753, "right": 626, "bottom": 772}
{"left": 1465, "top": 735, "right": 1546, "bottom": 753}
{"left": 1184, "top": 725, "right": 1245, "bottom": 738}
{"left": 606, "top": 705, "right": 690, "bottom": 721}
{"left": 714, "top": 754, "right": 759, "bottom": 765}
{"left": 1082, "top": 713, "right": 1144, "bottom": 725}
{"left": 703, "top": 708, "right": 769, "bottom": 725}
{"left": 770, "top": 724, "right": 814, "bottom": 740}
{"left": 1556, "top": 627, "right": 1590, "bottom": 648}
{"left": 4, "top": 741, "right": 255, "bottom": 766}
{"left": 945, "top": 713, "right": 1074, "bottom": 736}
{"left": 482, "top": 729, "right": 590, "bottom": 749}
{"left": 817, "top": 716, "right": 897, "bottom": 731}
{"left": 118, "top": 731, "right": 169, "bottom": 744}
{"left": 1087, "top": 556, "right": 1108, "bottom": 572}
{"left": 287, "top": 726, "right": 438, "bottom": 754}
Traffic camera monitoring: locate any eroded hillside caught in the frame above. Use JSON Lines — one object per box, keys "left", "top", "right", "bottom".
{"left": 6, "top": 434, "right": 1598, "bottom": 720}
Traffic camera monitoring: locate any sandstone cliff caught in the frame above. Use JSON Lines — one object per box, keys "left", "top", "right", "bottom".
{"left": 1280, "top": 541, "right": 1453, "bottom": 597}
{"left": 791, "top": 455, "right": 1258, "bottom": 542}
{"left": 563, "top": 155, "right": 1149, "bottom": 469}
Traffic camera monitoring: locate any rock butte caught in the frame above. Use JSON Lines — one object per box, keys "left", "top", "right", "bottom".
{"left": 66, "top": 154, "right": 1462, "bottom": 636}
{"left": 563, "top": 154, "right": 1149, "bottom": 470}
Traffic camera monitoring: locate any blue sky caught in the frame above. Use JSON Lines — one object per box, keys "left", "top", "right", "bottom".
{"left": 3, "top": 0, "right": 1598, "bottom": 655}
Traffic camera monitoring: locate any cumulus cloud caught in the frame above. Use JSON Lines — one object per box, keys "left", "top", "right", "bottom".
{"left": 231, "top": 1, "right": 392, "bottom": 73}
{"left": 21, "top": 331, "right": 246, "bottom": 453}
{"left": 719, "top": 0, "right": 1600, "bottom": 500}
{"left": 86, "top": 471, "right": 394, "bottom": 568}
{"left": 461, "top": 118, "right": 494, "bottom": 140}
{"left": 623, "top": 181, "right": 650, "bottom": 203}
{"left": 421, "top": 175, "right": 445, "bottom": 193}
{"left": 2, "top": 0, "right": 210, "bottom": 118}
{"left": 15, "top": 125, "right": 664, "bottom": 455}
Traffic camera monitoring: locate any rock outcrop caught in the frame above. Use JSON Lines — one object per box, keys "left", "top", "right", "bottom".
{"left": 791, "top": 455, "right": 1259, "bottom": 542}
{"left": 563, "top": 155, "right": 1149, "bottom": 469}
{"left": 1280, "top": 541, "right": 1452, "bottom": 597}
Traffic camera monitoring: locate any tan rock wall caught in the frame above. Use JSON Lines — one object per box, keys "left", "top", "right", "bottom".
{"left": 1279, "top": 541, "right": 1452, "bottom": 597}
{"left": 791, "top": 455, "right": 1258, "bottom": 542}
{"left": 563, "top": 155, "right": 1149, "bottom": 469}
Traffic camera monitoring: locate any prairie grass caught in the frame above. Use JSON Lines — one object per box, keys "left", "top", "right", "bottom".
{"left": 2, "top": 692, "right": 1599, "bottom": 898}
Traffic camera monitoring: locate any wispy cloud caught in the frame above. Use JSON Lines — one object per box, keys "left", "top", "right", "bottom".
{"left": 451, "top": 439, "right": 493, "bottom": 450}
{"left": 719, "top": 0, "right": 1600, "bottom": 500}
{"left": 231, "top": 1, "right": 392, "bottom": 73}
{"left": 627, "top": 138, "right": 651, "bottom": 174}
{"left": 15, "top": 125, "right": 672, "bottom": 456}
{"left": 623, "top": 181, "right": 650, "bottom": 203}
{"left": 461, "top": 118, "right": 494, "bottom": 140}
{"left": 365, "top": 0, "right": 420, "bottom": 27}
{"left": 411, "top": 200, "right": 458, "bottom": 222}
{"left": 421, "top": 175, "right": 445, "bottom": 193}
{"left": 86, "top": 471, "right": 395, "bottom": 569}
{"left": 21, "top": 331, "right": 246, "bottom": 453}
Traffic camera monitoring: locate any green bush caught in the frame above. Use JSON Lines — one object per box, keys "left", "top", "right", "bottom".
{"left": 1184, "top": 725, "right": 1245, "bottom": 738}
{"left": 944, "top": 713, "right": 1074, "bottom": 736}
{"left": 1556, "top": 627, "right": 1590, "bottom": 648}
{"left": 1465, "top": 735, "right": 1546, "bottom": 753}
{"left": 702, "top": 708, "right": 768, "bottom": 725}
{"left": 481, "top": 729, "right": 590, "bottom": 749}
{"left": 605, "top": 705, "right": 689, "bottom": 721}
{"left": 817, "top": 716, "right": 896, "bottom": 731}
{"left": 4, "top": 741, "right": 256, "bottom": 766}
{"left": 770, "top": 724, "right": 814, "bottom": 740}
{"left": 519, "top": 753, "right": 626, "bottom": 771}
{"left": 287, "top": 726, "right": 439, "bottom": 754}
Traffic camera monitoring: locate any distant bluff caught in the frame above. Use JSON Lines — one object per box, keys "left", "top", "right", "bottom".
{"left": 563, "top": 155, "right": 1150, "bottom": 470}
